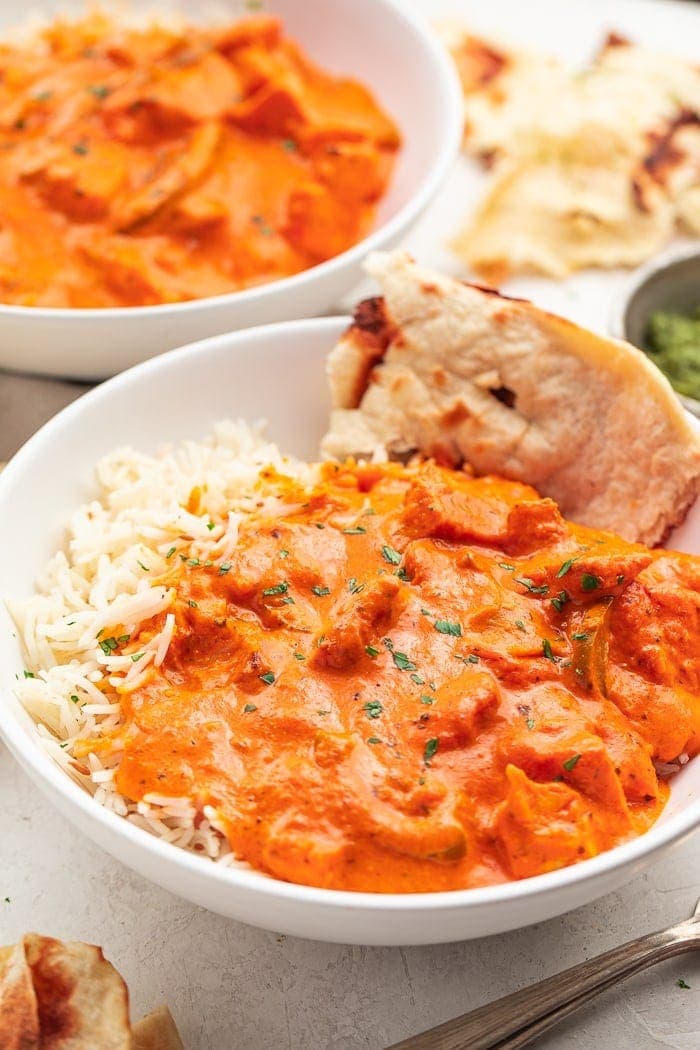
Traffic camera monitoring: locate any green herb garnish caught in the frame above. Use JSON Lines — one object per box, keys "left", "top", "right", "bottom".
{"left": 381, "top": 545, "right": 402, "bottom": 565}
{"left": 424, "top": 738, "right": 439, "bottom": 765}
{"left": 581, "top": 573, "right": 601, "bottom": 591}
{"left": 434, "top": 620, "right": 462, "bottom": 637}
{"left": 262, "top": 582, "right": 288, "bottom": 597}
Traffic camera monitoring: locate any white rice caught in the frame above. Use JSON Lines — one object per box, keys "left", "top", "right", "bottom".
{"left": 9, "top": 420, "right": 314, "bottom": 865}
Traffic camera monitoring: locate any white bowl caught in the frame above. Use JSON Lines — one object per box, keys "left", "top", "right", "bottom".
{"left": 1, "top": 317, "right": 699, "bottom": 946}
{"left": 0, "top": 0, "right": 461, "bottom": 382}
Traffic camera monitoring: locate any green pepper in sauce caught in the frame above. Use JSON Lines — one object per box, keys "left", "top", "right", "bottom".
{"left": 645, "top": 307, "right": 700, "bottom": 400}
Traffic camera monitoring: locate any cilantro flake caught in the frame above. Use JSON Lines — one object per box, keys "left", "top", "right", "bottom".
{"left": 381, "top": 545, "right": 402, "bottom": 565}
{"left": 434, "top": 619, "right": 462, "bottom": 637}
{"left": 424, "top": 738, "right": 439, "bottom": 765}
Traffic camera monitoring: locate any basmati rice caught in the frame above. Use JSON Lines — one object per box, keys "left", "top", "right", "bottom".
{"left": 9, "top": 420, "right": 315, "bottom": 866}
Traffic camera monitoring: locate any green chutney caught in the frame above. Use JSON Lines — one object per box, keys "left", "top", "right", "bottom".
{"left": 645, "top": 307, "right": 700, "bottom": 401}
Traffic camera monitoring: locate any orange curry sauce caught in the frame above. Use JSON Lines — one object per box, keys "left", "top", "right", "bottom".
{"left": 0, "top": 14, "right": 400, "bottom": 307}
{"left": 101, "top": 462, "right": 699, "bottom": 893}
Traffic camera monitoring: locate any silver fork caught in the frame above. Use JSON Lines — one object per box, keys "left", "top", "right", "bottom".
{"left": 386, "top": 899, "right": 700, "bottom": 1050}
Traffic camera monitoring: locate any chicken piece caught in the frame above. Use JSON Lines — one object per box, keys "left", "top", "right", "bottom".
{"left": 495, "top": 764, "right": 598, "bottom": 878}
{"left": 314, "top": 575, "right": 405, "bottom": 671}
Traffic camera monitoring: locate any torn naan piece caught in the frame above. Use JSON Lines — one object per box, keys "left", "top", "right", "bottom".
{"left": 321, "top": 252, "right": 700, "bottom": 545}
{"left": 447, "top": 29, "right": 700, "bottom": 279}
{"left": 0, "top": 935, "right": 182, "bottom": 1050}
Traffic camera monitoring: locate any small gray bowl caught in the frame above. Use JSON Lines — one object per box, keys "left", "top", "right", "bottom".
{"left": 610, "top": 243, "right": 700, "bottom": 418}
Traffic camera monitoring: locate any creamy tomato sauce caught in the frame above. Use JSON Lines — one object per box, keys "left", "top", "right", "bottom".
{"left": 87, "top": 462, "right": 700, "bottom": 892}
{"left": 0, "top": 14, "right": 399, "bottom": 307}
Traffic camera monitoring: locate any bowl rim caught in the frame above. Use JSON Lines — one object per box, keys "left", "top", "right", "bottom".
{"left": 1, "top": 314, "right": 698, "bottom": 915}
{"left": 0, "top": 0, "right": 463, "bottom": 323}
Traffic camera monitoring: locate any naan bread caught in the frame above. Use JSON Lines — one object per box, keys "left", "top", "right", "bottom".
{"left": 322, "top": 252, "right": 700, "bottom": 545}
{"left": 447, "top": 30, "right": 700, "bottom": 279}
{"left": 0, "top": 935, "right": 182, "bottom": 1050}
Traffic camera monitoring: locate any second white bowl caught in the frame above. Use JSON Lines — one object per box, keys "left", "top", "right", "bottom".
{"left": 0, "top": 0, "right": 462, "bottom": 381}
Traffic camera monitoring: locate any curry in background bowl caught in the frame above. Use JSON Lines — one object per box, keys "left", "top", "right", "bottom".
{"left": 0, "top": 9, "right": 400, "bottom": 308}
{"left": 0, "top": 0, "right": 461, "bottom": 380}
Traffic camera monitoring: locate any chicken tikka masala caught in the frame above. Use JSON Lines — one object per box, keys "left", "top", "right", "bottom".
{"left": 84, "top": 459, "right": 700, "bottom": 893}
{"left": 0, "top": 12, "right": 399, "bottom": 307}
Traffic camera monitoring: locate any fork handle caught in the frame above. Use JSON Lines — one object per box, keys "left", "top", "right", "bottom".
{"left": 386, "top": 921, "right": 697, "bottom": 1050}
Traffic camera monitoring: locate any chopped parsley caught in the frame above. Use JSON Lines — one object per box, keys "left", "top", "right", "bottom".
{"left": 218, "top": 563, "right": 231, "bottom": 575}
{"left": 364, "top": 700, "right": 383, "bottom": 719}
{"left": 315, "top": 523, "right": 325, "bottom": 529}
{"left": 420, "top": 695, "right": 434, "bottom": 705}
{"left": 434, "top": 619, "right": 462, "bottom": 637}
{"left": 166, "top": 546, "right": 177, "bottom": 559}
{"left": 556, "top": 558, "right": 575, "bottom": 578}
{"left": 131, "top": 653, "right": 145, "bottom": 662}
{"left": 281, "top": 595, "right": 295, "bottom": 605}
{"left": 424, "top": 738, "right": 439, "bottom": 765}
{"left": 186, "top": 557, "right": 200, "bottom": 567}
{"left": 32, "top": 89, "right": 52, "bottom": 102}
{"left": 514, "top": 619, "right": 527, "bottom": 632}
{"left": 563, "top": 754, "right": 582, "bottom": 772}
{"left": 259, "top": 672, "right": 275, "bottom": 685}
{"left": 88, "top": 84, "right": 110, "bottom": 99}
{"left": 581, "top": 573, "right": 601, "bottom": 591}
{"left": 312, "top": 585, "right": 330, "bottom": 597}
{"left": 343, "top": 525, "right": 366, "bottom": 535}
{"left": 23, "top": 670, "right": 35, "bottom": 679}
{"left": 262, "top": 582, "right": 288, "bottom": 597}
{"left": 206, "top": 521, "right": 215, "bottom": 531}
{"left": 281, "top": 138, "right": 297, "bottom": 152}
{"left": 542, "top": 638, "right": 556, "bottom": 662}
{"left": 365, "top": 645, "right": 379, "bottom": 658}
{"left": 293, "top": 652, "right": 305, "bottom": 661}
{"left": 348, "top": 577, "right": 365, "bottom": 594}
{"left": 381, "top": 545, "right": 402, "bottom": 565}
{"left": 251, "top": 213, "right": 273, "bottom": 236}
{"left": 677, "top": 979, "right": 691, "bottom": 990}
{"left": 243, "top": 703, "right": 257, "bottom": 713}
{"left": 367, "top": 737, "right": 381, "bottom": 745}
{"left": 279, "top": 549, "right": 289, "bottom": 559}
{"left": 526, "top": 718, "right": 535, "bottom": 730}
{"left": 70, "top": 694, "right": 79, "bottom": 703}
{"left": 498, "top": 562, "right": 515, "bottom": 572}
{"left": 515, "top": 577, "right": 549, "bottom": 595}
{"left": 137, "top": 560, "right": 149, "bottom": 572}
{"left": 72, "top": 140, "right": 89, "bottom": 156}
{"left": 551, "top": 591, "right": 569, "bottom": 613}
{"left": 187, "top": 599, "right": 198, "bottom": 608}
{"left": 410, "top": 673, "right": 425, "bottom": 685}
{"left": 117, "top": 634, "right": 130, "bottom": 645}
{"left": 392, "top": 650, "right": 417, "bottom": 672}
{"left": 572, "top": 631, "right": 589, "bottom": 641}
{"left": 98, "top": 637, "right": 119, "bottom": 654}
